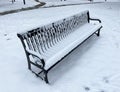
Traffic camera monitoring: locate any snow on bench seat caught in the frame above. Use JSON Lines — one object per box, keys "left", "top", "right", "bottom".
{"left": 40, "top": 23, "right": 102, "bottom": 70}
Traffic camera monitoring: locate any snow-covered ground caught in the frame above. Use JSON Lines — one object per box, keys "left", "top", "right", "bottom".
{"left": 0, "top": 0, "right": 39, "bottom": 12}
{"left": 0, "top": 1, "right": 120, "bottom": 92}
{"left": 1, "top": 0, "right": 119, "bottom": 13}
{"left": 41, "top": 0, "right": 99, "bottom": 7}
{"left": 41, "top": 0, "right": 120, "bottom": 7}
{"left": 0, "top": 0, "right": 98, "bottom": 13}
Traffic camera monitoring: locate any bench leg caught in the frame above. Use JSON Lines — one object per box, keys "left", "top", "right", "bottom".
{"left": 96, "top": 29, "right": 100, "bottom": 36}
{"left": 28, "top": 61, "right": 31, "bottom": 70}
{"left": 28, "top": 63, "right": 31, "bottom": 70}
{"left": 44, "top": 71, "right": 49, "bottom": 84}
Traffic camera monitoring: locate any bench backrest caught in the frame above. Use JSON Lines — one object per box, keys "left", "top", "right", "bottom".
{"left": 17, "top": 10, "right": 89, "bottom": 56}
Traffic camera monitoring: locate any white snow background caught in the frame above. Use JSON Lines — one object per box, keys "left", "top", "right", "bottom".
{"left": 0, "top": 0, "right": 39, "bottom": 12}
{"left": 0, "top": 0, "right": 120, "bottom": 92}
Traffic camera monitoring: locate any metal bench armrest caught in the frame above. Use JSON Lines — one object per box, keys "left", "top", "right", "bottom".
{"left": 26, "top": 48, "right": 45, "bottom": 67}
{"left": 89, "top": 18, "right": 102, "bottom": 23}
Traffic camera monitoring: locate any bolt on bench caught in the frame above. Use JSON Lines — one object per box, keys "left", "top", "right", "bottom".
{"left": 17, "top": 10, "right": 102, "bottom": 84}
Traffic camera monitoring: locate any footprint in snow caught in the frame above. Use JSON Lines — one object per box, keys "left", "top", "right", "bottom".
{"left": 4, "top": 34, "right": 7, "bottom": 36}
{"left": 4, "top": 34, "right": 11, "bottom": 40}
{"left": 103, "top": 77, "right": 109, "bottom": 84}
{"left": 84, "top": 86, "right": 90, "bottom": 91}
{"left": 84, "top": 86, "right": 106, "bottom": 92}
{"left": 6, "top": 38, "right": 11, "bottom": 40}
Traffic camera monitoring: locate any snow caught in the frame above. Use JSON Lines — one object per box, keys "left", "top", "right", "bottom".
{"left": 41, "top": 0, "right": 120, "bottom": 7}
{"left": 0, "top": 0, "right": 39, "bottom": 12}
{"left": 0, "top": 1, "right": 120, "bottom": 92}
{"left": 44, "top": 23, "right": 102, "bottom": 70}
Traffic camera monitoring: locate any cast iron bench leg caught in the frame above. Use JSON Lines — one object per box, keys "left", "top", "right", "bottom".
{"left": 44, "top": 71, "right": 49, "bottom": 84}
{"left": 28, "top": 62, "right": 31, "bottom": 70}
{"left": 97, "top": 29, "right": 100, "bottom": 36}
{"left": 96, "top": 28, "right": 101, "bottom": 37}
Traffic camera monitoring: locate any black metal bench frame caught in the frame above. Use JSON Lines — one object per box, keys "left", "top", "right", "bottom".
{"left": 17, "top": 11, "right": 102, "bottom": 84}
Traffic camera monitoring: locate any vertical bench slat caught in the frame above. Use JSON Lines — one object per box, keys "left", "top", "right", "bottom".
{"left": 30, "top": 33, "right": 38, "bottom": 52}
{"left": 44, "top": 27, "right": 50, "bottom": 49}
{"left": 24, "top": 35, "right": 31, "bottom": 50}
{"left": 45, "top": 27, "right": 52, "bottom": 49}
{"left": 49, "top": 27, "right": 56, "bottom": 46}
{"left": 47, "top": 25, "right": 55, "bottom": 48}
{"left": 25, "top": 34, "right": 34, "bottom": 51}
{"left": 33, "top": 31, "right": 42, "bottom": 54}
{"left": 52, "top": 23, "right": 59, "bottom": 42}
{"left": 42, "top": 28, "right": 48, "bottom": 52}
{"left": 37, "top": 30, "right": 45, "bottom": 53}
{"left": 47, "top": 29, "right": 53, "bottom": 47}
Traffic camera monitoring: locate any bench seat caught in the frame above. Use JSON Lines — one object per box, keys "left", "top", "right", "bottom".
{"left": 29, "top": 23, "right": 102, "bottom": 70}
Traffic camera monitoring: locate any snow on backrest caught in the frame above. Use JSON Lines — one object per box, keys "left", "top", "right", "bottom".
{"left": 18, "top": 10, "right": 89, "bottom": 56}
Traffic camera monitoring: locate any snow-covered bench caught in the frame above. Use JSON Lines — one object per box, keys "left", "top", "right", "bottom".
{"left": 17, "top": 10, "right": 102, "bottom": 83}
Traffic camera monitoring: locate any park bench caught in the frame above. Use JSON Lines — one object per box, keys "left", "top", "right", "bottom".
{"left": 17, "top": 10, "right": 102, "bottom": 84}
